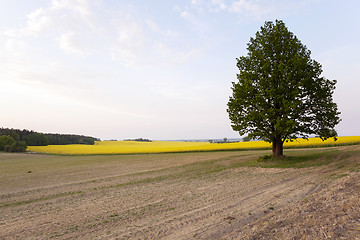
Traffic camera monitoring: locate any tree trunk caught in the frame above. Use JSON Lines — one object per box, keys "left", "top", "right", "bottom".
{"left": 272, "top": 139, "right": 283, "bottom": 158}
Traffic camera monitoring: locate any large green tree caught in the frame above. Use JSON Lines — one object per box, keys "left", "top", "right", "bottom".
{"left": 227, "top": 20, "right": 340, "bottom": 157}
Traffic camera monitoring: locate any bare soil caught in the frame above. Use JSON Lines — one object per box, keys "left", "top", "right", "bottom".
{"left": 0, "top": 146, "right": 359, "bottom": 239}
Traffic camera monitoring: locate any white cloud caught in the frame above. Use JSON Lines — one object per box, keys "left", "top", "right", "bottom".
{"left": 3, "top": 0, "right": 205, "bottom": 74}
{"left": 186, "top": 0, "right": 227, "bottom": 12}
{"left": 3, "top": 0, "right": 207, "bottom": 71}
{"left": 59, "top": 31, "right": 89, "bottom": 54}
{"left": 3, "top": 0, "right": 149, "bottom": 66}
{"left": 230, "top": 0, "right": 271, "bottom": 19}
{"left": 184, "top": 0, "right": 312, "bottom": 20}
{"left": 154, "top": 42, "right": 203, "bottom": 66}
{"left": 25, "top": 8, "right": 54, "bottom": 35}
{"left": 146, "top": 19, "right": 177, "bottom": 38}
{"left": 212, "top": 0, "right": 227, "bottom": 10}
{"left": 5, "top": 39, "right": 27, "bottom": 56}
{"left": 51, "top": 0, "right": 92, "bottom": 17}
{"left": 181, "top": 10, "right": 191, "bottom": 19}
{"left": 229, "top": 0, "right": 314, "bottom": 20}
{"left": 110, "top": 17, "right": 146, "bottom": 67}
{"left": 5, "top": 8, "right": 53, "bottom": 37}
{"left": 4, "top": 0, "right": 93, "bottom": 37}
{"left": 172, "top": 48, "right": 203, "bottom": 64}
{"left": 146, "top": 19, "right": 161, "bottom": 33}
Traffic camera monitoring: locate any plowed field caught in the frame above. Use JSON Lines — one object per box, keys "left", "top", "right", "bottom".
{"left": 1, "top": 146, "right": 359, "bottom": 239}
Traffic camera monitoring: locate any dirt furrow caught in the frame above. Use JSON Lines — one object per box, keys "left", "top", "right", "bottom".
{"left": 2, "top": 147, "right": 357, "bottom": 239}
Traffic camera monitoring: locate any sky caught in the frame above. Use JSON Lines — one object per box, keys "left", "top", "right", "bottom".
{"left": 1, "top": 0, "right": 359, "bottom": 140}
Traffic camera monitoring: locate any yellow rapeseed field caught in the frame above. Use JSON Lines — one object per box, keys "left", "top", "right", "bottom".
{"left": 27, "top": 136, "right": 360, "bottom": 155}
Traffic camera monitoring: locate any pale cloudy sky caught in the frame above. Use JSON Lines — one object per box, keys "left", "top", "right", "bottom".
{"left": 1, "top": 0, "right": 359, "bottom": 140}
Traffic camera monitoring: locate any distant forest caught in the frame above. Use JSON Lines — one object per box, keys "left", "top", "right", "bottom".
{"left": 123, "top": 138, "right": 152, "bottom": 142}
{"left": 0, "top": 128, "right": 100, "bottom": 146}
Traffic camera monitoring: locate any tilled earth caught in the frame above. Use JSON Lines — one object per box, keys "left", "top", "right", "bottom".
{"left": 0, "top": 147, "right": 359, "bottom": 239}
{"left": 224, "top": 171, "right": 360, "bottom": 239}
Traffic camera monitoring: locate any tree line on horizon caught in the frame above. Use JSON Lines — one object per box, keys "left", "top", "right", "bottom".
{"left": 0, "top": 128, "right": 100, "bottom": 152}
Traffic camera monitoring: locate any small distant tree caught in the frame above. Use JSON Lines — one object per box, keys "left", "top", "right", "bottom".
{"left": 242, "top": 136, "right": 251, "bottom": 142}
{"left": 227, "top": 20, "right": 340, "bottom": 158}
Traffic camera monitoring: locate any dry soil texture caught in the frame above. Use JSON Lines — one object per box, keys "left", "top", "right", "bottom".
{"left": 0, "top": 146, "right": 359, "bottom": 239}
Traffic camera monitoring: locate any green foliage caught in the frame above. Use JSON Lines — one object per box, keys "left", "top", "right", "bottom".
{"left": 123, "top": 138, "right": 152, "bottom": 142}
{"left": 24, "top": 133, "right": 49, "bottom": 146}
{"left": 0, "top": 135, "right": 15, "bottom": 150}
{"left": 227, "top": 20, "right": 340, "bottom": 157}
{"left": 45, "top": 133, "right": 99, "bottom": 145}
{"left": 242, "top": 136, "right": 251, "bottom": 142}
{"left": 0, "top": 127, "right": 99, "bottom": 146}
{"left": 4, "top": 141, "right": 27, "bottom": 152}
{"left": 10, "top": 132, "right": 20, "bottom": 141}
{"left": 257, "top": 155, "right": 274, "bottom": 162}
{"left": 0, "top": 135, "right": 27, "bottom": 152}
{"left": 241, "top": 150, "right": 349, "bottom": 169}
{"left": 0, "top": 128, "right": 48, "bottom": 146}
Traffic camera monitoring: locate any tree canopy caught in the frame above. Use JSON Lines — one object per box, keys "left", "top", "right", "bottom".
{"left": 227, "top": 20, "right": 340, "bottom": 157}
{"left": 0, "top": 135, "right": 27, "bottom": 152}
{"left": 0, "top": 135, "right": 15, "bottom": 151}
{"left": 0, "top": 128, "right": 100, "bottom": 146}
